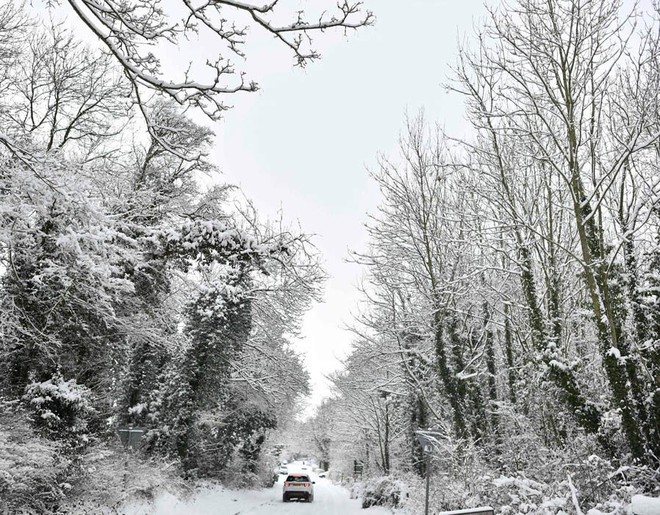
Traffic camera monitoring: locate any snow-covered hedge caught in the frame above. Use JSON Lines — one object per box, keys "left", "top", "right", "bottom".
{"left": 23, "top": 373, "right": 96, "bottom": 442}
{"left": 1, "top": 397, "right": 189, "bottom": 513}
{"left": 0, "top": 401, "right": 67, "bottom": 513}
{"left": 361, "top": 475, "right": 408, "bottom": 509}
{"left": 57, "top": 443, "right": 186, "bottom": 513}
{"left": 346, "top": 434, "right": 659, "bottom": 514}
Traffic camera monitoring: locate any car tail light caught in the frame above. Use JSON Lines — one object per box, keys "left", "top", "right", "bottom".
{"left": 304, "top": 483, "right": 309, "bottom": 487}
{"left": 284, "top": 482, "right": 289, "bottom": 487}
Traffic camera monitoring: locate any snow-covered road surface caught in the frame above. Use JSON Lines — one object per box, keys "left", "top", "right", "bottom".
{"left": 124, "top": 474, "right": 392, "bottom": 515}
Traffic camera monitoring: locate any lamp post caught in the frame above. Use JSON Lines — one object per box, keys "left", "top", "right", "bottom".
{"left": 415, "top": 430, "right": 440, "bottom": 515}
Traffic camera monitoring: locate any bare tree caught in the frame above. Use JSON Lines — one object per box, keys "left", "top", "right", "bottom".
{"left": 53, "top": 0, "right": 373, "bottom": 119}
{"left": 0, "top": 16, "right": 131, "bottom": 175}
{"left": 453, "top": 0, "right": 660, "bottom": 461}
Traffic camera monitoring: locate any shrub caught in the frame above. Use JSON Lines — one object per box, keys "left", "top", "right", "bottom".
{"left": 361, "top": 476, "right": 407, "bottom": 509}
{"left": 0, "top": 401, "right": 67, "bottom": 513}
{"left": 56, "top": 442, "right": 186, "bottom": 513}
{"left": 23, "top": 373, "right": 96, "bottom": 443}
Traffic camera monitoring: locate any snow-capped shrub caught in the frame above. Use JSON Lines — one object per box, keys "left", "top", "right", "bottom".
{"left": 490, "top": 474, "right": 550, "bottom": 514}
{"left": 0, "top": 401, "right": 67, "bottom": 513}
{"left": 23, "top": 373, "right": 96, "bottom": 441}
{"left": 218, "top": 466, "right": 263, "bottom": 489}
{"left": 56, "top": 442, "right": 186, "bottom": 513}
{"left": 361, "top": 475, "right": 408, "bottom": 509}
{"left": 346, "top": 477, "right": 361, "bottom": 499}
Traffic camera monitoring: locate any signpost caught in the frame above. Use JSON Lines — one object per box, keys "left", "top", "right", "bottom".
{"left": 117, "top": 427, "right": 146, "bottom": 449}
{"left": 415, "top": 430, "right": 442, "bottom": 515}
{"left": 424, "top": 450, "right": 431, "bottom": 515}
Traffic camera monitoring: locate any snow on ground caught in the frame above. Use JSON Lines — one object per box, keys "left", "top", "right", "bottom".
{"left": 631, "top": 494, "right": 660, "bottom": 515}
{"left": 122, "top": 464, "right": 392, "bottom": 515}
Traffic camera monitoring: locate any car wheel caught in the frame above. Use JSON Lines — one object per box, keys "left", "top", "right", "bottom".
{"left": 282, "top": 494, "right": 288, "bottom": 503}
{"left": 308, "top": 495, "right": 314, "bottom": 503}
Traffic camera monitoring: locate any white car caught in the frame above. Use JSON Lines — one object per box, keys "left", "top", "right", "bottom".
{"left": 278, "top": 464, "right": 288, "bottom": 475}
{"left": 282, "top": 473, "right": 314, "bottom": 502}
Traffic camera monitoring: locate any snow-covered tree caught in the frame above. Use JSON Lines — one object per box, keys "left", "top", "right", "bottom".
{"left": 0, "top": 1, "right": 330, "bottom": 501}
{"left": 51, "top": 0, "right": 373, "bottom": 120}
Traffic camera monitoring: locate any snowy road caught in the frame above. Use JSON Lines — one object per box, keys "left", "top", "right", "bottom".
{"left": 124, "top": 474, "right": 392, "bottom": 515}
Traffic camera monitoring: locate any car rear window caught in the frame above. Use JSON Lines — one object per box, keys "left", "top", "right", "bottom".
{"left": 286, "top": 475, "right": 310, "bottom": 482}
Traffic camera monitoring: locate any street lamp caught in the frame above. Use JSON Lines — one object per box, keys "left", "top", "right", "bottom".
{"left": 414, "top": 430, "right": 441, "bottom": 515}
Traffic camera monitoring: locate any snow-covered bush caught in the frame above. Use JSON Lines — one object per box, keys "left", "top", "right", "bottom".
{"left": 346, "top": 477, "right": 360, "bottom": 499}
{"left": 218, "top": 467, "right": 263, "bottom": 490}
{"left": 0, "top": 400, "right": 67, "bottom": 513}
{"left": 23, "top": 373, "right": 96, "bottom": 443}
{"left": 56, "top": 442, "right": 186, "bottom": 513}
{"left": 361, "top": 475, "right": 408, "bottom": 509}
{"left": 1, "top": 401, "right": 185, "bottom": 514}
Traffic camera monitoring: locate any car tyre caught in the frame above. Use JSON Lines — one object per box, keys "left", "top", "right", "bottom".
{"left": 308, "top": 495, "right": 314, "bottom": 503}
{"left": 283, "top": 494, "right": 288, "bottom": 503}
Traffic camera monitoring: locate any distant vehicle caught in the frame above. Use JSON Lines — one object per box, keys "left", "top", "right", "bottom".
{"left": 278, "top": 465, "right": 288, "bottom": 474}
{"left": 283, "top": 474, "right": 314, "bottom": 503}
{"left": 318, "top": 471, "right": 327, "bottom": 478}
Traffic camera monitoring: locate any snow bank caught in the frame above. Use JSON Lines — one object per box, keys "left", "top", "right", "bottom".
{"left": 631, "top": 495, "right": 660, "bottom": 515}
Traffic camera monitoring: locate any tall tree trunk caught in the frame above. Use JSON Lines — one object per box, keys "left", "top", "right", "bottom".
{"left": 434, "top": 314, "right": 467, "bottom": 436}
{"left": 503, "top": 303, "right": 517, "bottom": 405}
{"left": 568, "top": 123, "right": 645, "bottom": 458}
{"left": 483, "top": 302, "right": 500, "bottom": 443}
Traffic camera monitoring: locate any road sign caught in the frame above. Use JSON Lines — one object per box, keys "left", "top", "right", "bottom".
{"left": 414, "top": 429, "right": 443, "bottom": 452}
{"left": 117, "top": 427, "right": 146, "bottom": 449}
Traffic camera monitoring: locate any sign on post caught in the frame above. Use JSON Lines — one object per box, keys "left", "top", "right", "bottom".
{"left": 117, "top": 427, "right": 146, "bottom": 449}
{"left": 414, "top": 429, "right": 444, "bottom": 515}
{"left": 414, "top": 429, "right": 443, "bottom": 452}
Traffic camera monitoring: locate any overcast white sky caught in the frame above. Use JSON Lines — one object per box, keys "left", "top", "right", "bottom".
{"left": 211, "top": 0, "right": 488, "bottom": 412}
